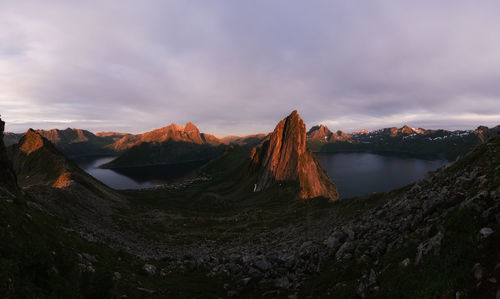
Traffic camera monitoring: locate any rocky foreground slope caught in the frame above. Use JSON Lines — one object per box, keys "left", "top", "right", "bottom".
{"left": 250, "top": 111, "right": 338, "bottom": 200}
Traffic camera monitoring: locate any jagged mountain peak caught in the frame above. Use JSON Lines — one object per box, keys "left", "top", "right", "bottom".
{"left": 250, "top": 111, "right": 338, "bottom": 200}
{"left": 399, "top": 124, "right": 416, "bottom": 135}
{"left": 352, "top": 129, "right": 371, "bottom": 135}
{"left": 20, "top": 129, "right": 51, "bottom": 155}
{"left": 184, "top": 121, "right": 199, "bottom": 131}
{"left": 307, "top": 124, "right": 333, "bottom": 142}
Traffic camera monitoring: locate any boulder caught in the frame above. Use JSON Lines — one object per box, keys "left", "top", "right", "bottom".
{"left": 142, "top": 263, "right": 157, "bottom": 276}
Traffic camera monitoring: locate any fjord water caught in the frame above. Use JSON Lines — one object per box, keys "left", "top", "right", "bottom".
{"left": 74, "top": 156, "right": 204, "bottom": 189}
{"left": 315, "top": 152, "right": 448, "bottom": 198}
{"left": 75, "top": 153, "right": 447, "bottom": 195}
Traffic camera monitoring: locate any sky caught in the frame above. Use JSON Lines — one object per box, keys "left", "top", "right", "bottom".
{"left": 1, "top": 1, "right": 499, "bottom": 135}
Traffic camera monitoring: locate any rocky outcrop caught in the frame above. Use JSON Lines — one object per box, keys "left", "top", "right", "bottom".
{"left": 0, "top": 117, "right": 18, "bottom": 193}
{"left": 250, "top": 111, "right": 338, "bottom": 200}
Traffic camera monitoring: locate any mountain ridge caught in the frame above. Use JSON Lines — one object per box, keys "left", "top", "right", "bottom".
{"left": 101, "top": 122, "right": 225, "bottom": 168}
{"left": 307, "top": 123, "right": 500, "bottom": 160}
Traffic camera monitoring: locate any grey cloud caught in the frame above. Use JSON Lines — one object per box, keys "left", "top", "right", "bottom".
{"left": 0, "top": 1, "right": 499, "bottom": 135}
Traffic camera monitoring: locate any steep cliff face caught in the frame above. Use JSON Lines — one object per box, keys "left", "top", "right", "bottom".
{"left": 250, "top": 111, "right": 338, "bottom": 200}
{"left": 0, "top": 117, "right": 18, "bottom": 193}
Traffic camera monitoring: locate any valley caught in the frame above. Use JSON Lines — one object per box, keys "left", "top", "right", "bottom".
{"left": 1, "top": 112, "right": 499, "bottom": 298}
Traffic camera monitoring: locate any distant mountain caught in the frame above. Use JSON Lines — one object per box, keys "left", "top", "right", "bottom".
{"left": 4, "top": 123, "right": 225, "bottom": 161}
{"left": 108, "top": 122, "right": 222, "bottom": 151}
{"left": 351, "top": 129, "right": 371, "bottom": 135}
{"left": 221, "top": 133, "right": 267, "bottom": 147}
{"left": 307, "top": 125, "right": 353, "bottom": 143}
{"left": 3, "top": 132, "right": 22, "bottom": 147}
{"left": 250, "top": 111, "right": 338, "bottom": 200}
{"left": 307, "top": 124, "right": 500, "bottom": 160}
{"left": 95, "top": 131, "right": 131, "bottom": 140}
{"left": 102, "top": 122, "right": 225, "bottom": 168}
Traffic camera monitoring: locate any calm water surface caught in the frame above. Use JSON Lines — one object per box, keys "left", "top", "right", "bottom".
{"left": 74, "top": 157, "right": 205, "bottom": 189}
{"left": 75, "top": 153, "right": 447, "bottom": 196}
{"left": 315, "top": 152, "right": 447, "bottom": 198}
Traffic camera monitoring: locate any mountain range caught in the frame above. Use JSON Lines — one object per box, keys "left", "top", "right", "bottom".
{"left": 307, "top": 124, "right": 500, "bottom": 160}
{"left": 0, "top": 113, "right": 499, "bottom": 297}
{"left": 3, "top": 124, "right": 269, "bottom": 168}
{"left": 6, "top": 122, "right": 498, "bottom": 166}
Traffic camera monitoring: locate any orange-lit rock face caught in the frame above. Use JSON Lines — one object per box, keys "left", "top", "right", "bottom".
{"left": 251, "top": 111, "right": 338, "bottom": 201}
{"left": 307, "top": 125, "right": 353, "bottom": 143}
{"left": 52, "top": 172, "right": 73, "bottom": 189}
{"left": 20, "top": 129, "right": 45, "bottom": 155}
{"left": 111, "top": 122, "right": 213, "bottom": 151}
{"left": 257, "top": 110, "right": 306, "bottom": 181}
{"left": 400, "top": 125, "right": 414, "bottom": 135}
{"left": 307, "top": 125, "right": 332, "bottom": 142}
{"left": 36, "top": 128, "right": 93, "bottom": 144}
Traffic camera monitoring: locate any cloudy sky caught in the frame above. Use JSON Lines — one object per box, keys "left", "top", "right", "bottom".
{"left": 1, "top": 1, "right": 499, "bottom": 135}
